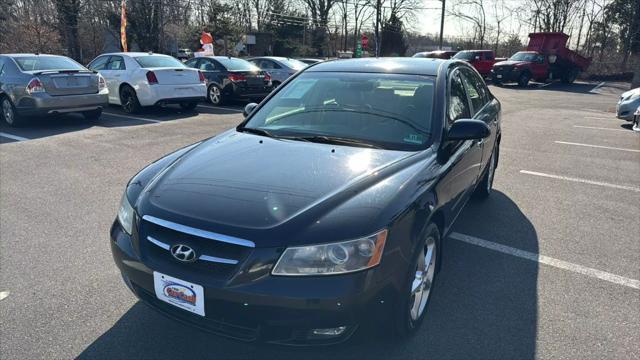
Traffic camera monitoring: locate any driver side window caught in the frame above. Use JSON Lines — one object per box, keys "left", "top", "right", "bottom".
{"left": 448, "top": 71, "right": 471, "bottom": 124}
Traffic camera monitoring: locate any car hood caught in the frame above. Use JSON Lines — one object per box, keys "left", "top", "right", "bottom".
{"left": 494, "top": 60, "right": 528, "bottom": 67}
{"left": 138, "top": 131, "right": 417, "bottom": 232}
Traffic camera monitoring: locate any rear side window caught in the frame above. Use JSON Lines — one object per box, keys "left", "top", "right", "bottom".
{"left": 216, "top": 58, "right": 258, "bottom": 71}
{"left": 89, "top": 56, "right": 109, "bottom": 71}
{"left": 106, "top": 56, "right": 126, "bottom": 70}
{"left": 14, "top": 56, "right": 85, "bottom": 71}
{"left": 134, "top": 56, "right": 185, "bottom": 68}
{"left": 448, "top": 71, "right": 471, "bottom": 123}
{"left": 460, "top": 68, "right": 489, "bottom": 113}
{"left": 184, "top": 58, "right": 198, "bottom": 68}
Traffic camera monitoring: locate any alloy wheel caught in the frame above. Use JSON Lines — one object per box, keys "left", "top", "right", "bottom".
{"left": 209, "top": 86, "right": 221, "bottom": 104}
{"left": 409, "top": 235, "right": 436, "bottom": 321}
{"left": 121, "top": 90, "right": 134, "bottom": 113}
{"left": 2, "top": 99, "right": 14, "bottom": 125}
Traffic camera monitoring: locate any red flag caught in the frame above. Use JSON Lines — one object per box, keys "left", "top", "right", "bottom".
{"left": 120, "top": 0, "right": 128, "bottom": 52}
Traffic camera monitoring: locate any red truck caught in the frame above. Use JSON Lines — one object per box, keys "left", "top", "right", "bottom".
{"left": 452, "top": 50, "right": 498, "bottom": 77}
{"left": 491, "top": 32, "right": 591, "bottom": 87}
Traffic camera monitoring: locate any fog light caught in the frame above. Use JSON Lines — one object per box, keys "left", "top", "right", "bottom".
{"left": 310, "top": 326, "right": 347, "bottom": 337}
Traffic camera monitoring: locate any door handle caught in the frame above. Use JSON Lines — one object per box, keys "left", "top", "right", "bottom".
{"left": 476, "top": 139, "right": 485, "bottom": 145}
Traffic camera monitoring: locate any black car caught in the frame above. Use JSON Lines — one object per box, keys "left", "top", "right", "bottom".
{"left": 185, "top": 56, "right": 272, "bottom": 106}
{"left": 111, "top": 58, "right": 501, "bottom": 345}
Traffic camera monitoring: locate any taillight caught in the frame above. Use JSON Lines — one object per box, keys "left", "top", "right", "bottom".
{"left": 146, "top": 71, "right": 158, "bottom": 85}
{"left": 228, "top": 73, "right": 246, "bottom": 82}
{"left": 198, "top": 71, "right": 206, "bottom": 83}
{"left": 264, "top": 72, "right": 272, "bottom": 82}
{"left": 26, "top": 78, "right": 45, "bottom": 94}
{"left": 98, "top": 75, "right": 107, "bottom": 91}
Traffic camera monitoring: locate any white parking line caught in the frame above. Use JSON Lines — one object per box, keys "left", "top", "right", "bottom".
{"left": 573, "top": 125, "right": 629, "bottom": 132}
{"left": 520, "top": 170, "right": 640, "bottom": 192}
{"left": 555, "top": 141, "right": 640, "bottom": 153}
{"left": 197, "top": 105, "right": 243, "bottom": 112}
{"left": 102, "top": 112, "right": 162, "bottom": 123}
{"left": 0, "top": 132, "right": 29, "bottom": 141}
{"left": 589, "top": 81, "right": 606, "bottom": 94}
{"left": 449, "top": 232, "right": 640, "bottom": 290}
{"left": 0, "top": 291, "right": 9, "bottom": 301}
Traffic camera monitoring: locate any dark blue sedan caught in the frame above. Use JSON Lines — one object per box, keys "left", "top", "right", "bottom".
{"left": 110, "top": 57, "right": 501, "bottom": 345}
{"left": 185, "top": 56, "right": 273, "bottom": 106}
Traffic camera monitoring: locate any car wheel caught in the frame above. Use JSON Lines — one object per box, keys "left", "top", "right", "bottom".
{"left": 82, "top": 109, "right": 102, "bottom": 121}
{"left": 180, "top": 101, "right": 198, "bottom": 111}
{"left": 518, "top": 72, "right": 530, "bottom": 87}
{"left": 393, "top": 223, "right": 439, "bottom": 338}
{"left": 1, "top": 97, "right": 25, "bottom": 127}
{"left": 208, "top": 84, "right": 225, "bottom": 106}
{"left": 272, "top": 81, "right": 281, "bottom": 88}
{"left": 474, "top": 146, "right": 498, "bottom": 199}
{"left": 120, "top": 86, "right": 142, "bottom": 114}
{"left": 633, "top": 115, "right": 640, "bottom": 132}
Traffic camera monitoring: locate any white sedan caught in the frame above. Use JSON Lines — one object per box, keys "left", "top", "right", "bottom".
{"left": 87, "top": 52, "right": 206, "bottom": 113}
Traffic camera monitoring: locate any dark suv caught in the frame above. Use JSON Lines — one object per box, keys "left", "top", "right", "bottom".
{"left": 185, "top": 56, "right": 272, "bottom": 106}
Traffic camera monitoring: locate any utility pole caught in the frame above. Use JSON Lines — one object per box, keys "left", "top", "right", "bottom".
{"left": 375, "top": 0, "right": 381, "bottom": 56}
{"left": 438, "top": 0, "right": 446, "bottom": 50}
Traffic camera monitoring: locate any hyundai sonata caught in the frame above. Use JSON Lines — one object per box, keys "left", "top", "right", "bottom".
{"left": 110, "top": 57, "right": 501, "bottom": 345}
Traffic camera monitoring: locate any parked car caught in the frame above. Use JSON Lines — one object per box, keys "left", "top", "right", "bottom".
{"left": 176, "top": 49, "right": 193, "bottom": 61}
{"left": 247, "top": 56, "right": 307, "bottom": 87}
{"left": 185, "top": 56, "right": 272, "bottom": 106}
{"left": 616, "top": 87, "right": 640, "bottom": 122}
{"left": 492, "top": 32, "right": 591, "bottom": 87}
{"left": 87, "top": 52, "right": 206, "bottom": 113}
{"left": 452, "top": 50, "right": 496, "bottom": 77}
{"left": 110, "top": 57, "right": 501, "bottom": 345}
{"left": 412, "top": 50, "right": 458, "bottom": 59}
{"left": 0, "top": 53, "right": 108, "bottom": 126}
{"left": 297, "top": 58, "right": 324, "bottom": 65}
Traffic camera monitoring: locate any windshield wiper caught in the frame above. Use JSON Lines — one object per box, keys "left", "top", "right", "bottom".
{"left": 238, "top": 127, "right": 275, "bottom": 138}
{"left": 287, "top": 135, "right": 384, "bottom": 149}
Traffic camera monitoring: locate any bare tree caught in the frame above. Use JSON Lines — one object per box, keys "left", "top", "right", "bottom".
{"left": 449, "top": 0, "right": 488, "bottom": 48}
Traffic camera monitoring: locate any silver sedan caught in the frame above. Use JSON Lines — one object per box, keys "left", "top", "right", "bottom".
{"left": 616, "top": 87, "right": 640, "bottom": 122}
{"left": 0, "top": 54, "right": 109, "bottom": 126}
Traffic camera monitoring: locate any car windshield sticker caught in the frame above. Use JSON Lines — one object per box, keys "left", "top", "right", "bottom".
{"left": 403, "top": 134, "right": 424, "bottom": 144}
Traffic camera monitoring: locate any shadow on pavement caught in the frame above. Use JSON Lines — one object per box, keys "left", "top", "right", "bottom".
{"left": 78, "top": 190, "right": 538, "bottom": 360}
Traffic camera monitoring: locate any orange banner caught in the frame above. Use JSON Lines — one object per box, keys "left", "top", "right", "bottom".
{"left": 120, "top": 0, "right": 128, "bottom": 52}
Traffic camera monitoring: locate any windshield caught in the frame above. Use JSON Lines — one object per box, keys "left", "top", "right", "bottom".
{"left": 279, "top": 58, "right": 307, "bottom": 70}
{"left": 134, "top": 55, "right": 185, "bottom": 68}
{"left": 241, "top": 72, "right": 435, "bottom": 150}
{"left": 453, "top": 51, "right": 477, "bottom": 60}
{"left": 216, "top": 57, "right": 260, "bottom": 71}
{"left": 510, "top": 52, "right": 538, "bottom": 62}
{"left": 14, "top": 56, "right": 85, "bottom": 71}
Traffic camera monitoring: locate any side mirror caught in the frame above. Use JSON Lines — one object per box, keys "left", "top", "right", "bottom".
{"left": 243, "top": 103, "right": 258, "bottom": 118}
{"left": 447, "top": 119, "right": 490, "bottom": 141}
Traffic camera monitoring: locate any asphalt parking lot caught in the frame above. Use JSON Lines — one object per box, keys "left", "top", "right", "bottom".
{"left": 0, "top": 80, "right": 638, "bottom": 359}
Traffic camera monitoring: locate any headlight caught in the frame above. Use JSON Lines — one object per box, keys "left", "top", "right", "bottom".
{"left": 272, "top": 229, "right": 388, "bottom": 276}
{"left": 117, "top": 192, "right": 135, "bottom": 235}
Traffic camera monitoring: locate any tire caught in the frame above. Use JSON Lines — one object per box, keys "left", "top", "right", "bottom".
{"left": 632, "top": 115, "right": 640, "bottom": 132}
{"left": 82, "top": 109, "right": 102, "bottom": 121}
{"left": 561, "top": 68, "right": 579, "bottom": 84}
{"left": 1, "top": 97, "right": 26, "bottom": 127}
{"left": 272, "top": 81, "right": 281, "bottom": 88}
{"left": 119, "top": 86, "right": 142, "bottom": 114}
{"left": 474, "top": 145, "right": 498, "bottom": 199}
{"left": 393, "top": 223, "right": 440, "bottom": 338}
{"left": 517, "top": 72, "right": 530, "bottom": 87}
{"left": 207, "top": 84, "right": 225, "bottom": 106}
{"left": 179, "top": 101, "right": 198, "bottom": 111}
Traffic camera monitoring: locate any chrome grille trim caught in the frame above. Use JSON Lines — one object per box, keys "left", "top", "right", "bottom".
{"left": 142, "top": 215, "right": 255, "bottom": 248}
{"left": 146, "top": 236, "right": 240, "bottom": 265}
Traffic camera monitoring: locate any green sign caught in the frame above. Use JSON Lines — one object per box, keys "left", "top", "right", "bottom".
{"left": 355, "top": 43, "right": 362, "bottom": 58}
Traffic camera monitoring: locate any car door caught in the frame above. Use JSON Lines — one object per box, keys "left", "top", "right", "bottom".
{"left": 460, "top": 67, "right": 499, "bottom": 168}
{"left": 437, "top": 68, "right": 484, "bottom": 220}
{"left": 261, "top": 60, "right": 285, "bottom": 83}
{"left": 198, "top": 58, "right": 224, "bottom": 86}
{"left": 104, "top": 56, "right": 127, "bottom": 102}
{"left": 531, "top": 54, "right": 547, "bottom": 80}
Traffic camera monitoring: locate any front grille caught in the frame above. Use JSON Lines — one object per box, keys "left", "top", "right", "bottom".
{"left": 139, "top": 215, "right": 254, "bottom": 280}
{"left": 494, "top": 65, "right": 513, "bottom": 73}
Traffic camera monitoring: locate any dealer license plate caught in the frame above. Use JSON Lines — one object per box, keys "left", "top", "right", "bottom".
{"left": 153, "top": 271, "right": 205, "bottom": 316}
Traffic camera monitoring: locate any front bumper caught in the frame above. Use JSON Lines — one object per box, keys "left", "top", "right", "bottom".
{"left": 616, "top": 98, "right": 640, "bottom": 121}
{"left": 491, "top": 67, "right": 521, "bottom": 82}
{"left": 15, "top": 92, "right": 108, "bottom": 116}
{"left": 110, "top": 221, "right": 400, "bottom": 345}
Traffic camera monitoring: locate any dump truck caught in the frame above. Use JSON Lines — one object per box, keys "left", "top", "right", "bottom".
{"left": 491, "top": 32, "right": 591, "bottom": 87}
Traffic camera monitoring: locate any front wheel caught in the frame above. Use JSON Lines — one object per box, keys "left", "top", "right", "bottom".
{"left": 518, "top": 72, "right": 530, "bottom": 87}
{"left": 1, "top": 97, "right": 25, "bottom": 127}
{"left": 632, "top": 115, "right": 640, "bottom": 132}
{"left": 474, "top": 147, "right": 498, "bottom": 199}
{"left": 393, "top": 223, "right": 439, "bottom": 338}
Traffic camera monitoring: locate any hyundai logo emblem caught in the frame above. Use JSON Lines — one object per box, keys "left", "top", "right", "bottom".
{"left": 170, "top": 244, "right": 197, "bottom": 263}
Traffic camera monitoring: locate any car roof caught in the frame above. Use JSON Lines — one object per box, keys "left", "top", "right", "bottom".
{"left": 248, "top": 56, "right": 290, "bottom": 61}
{"left": 306, "top": 57, "right": 445, "bottom": 76}
{"left": 2, "top": 53, "right": 68, "bottom": 58}
{"left": 99, "top": 52, "right": 171, "bottom": 57}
